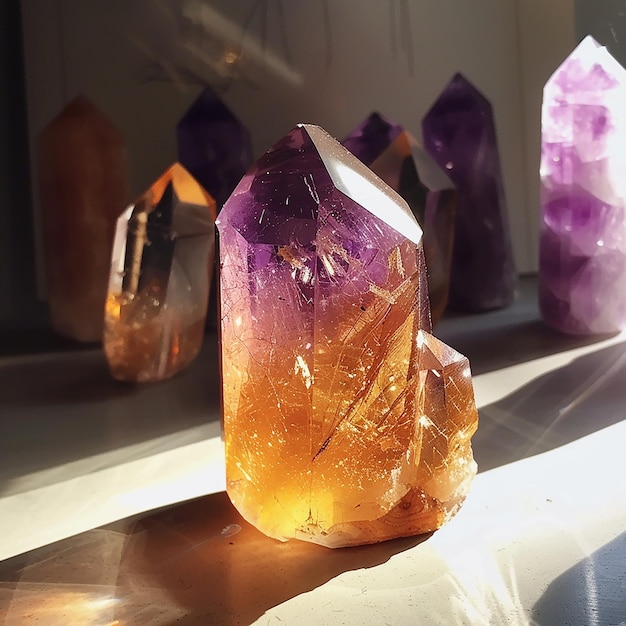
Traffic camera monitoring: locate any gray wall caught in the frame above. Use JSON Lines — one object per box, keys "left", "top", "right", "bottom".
{"left": 576, "top": 1, "right": 626, "bottom": 61}
{"left": 0, "top": 1, "right": 43, "bottom": 327}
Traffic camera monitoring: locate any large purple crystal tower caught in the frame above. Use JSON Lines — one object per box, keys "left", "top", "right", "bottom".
{"left": 422, "top": 73, "right": 517, "bottom": 312}
{"left": 539, "top": 36, "right": 626, "bottom": 335}
{"left": 177, "top": 86, "right": 253, "bottom": 209}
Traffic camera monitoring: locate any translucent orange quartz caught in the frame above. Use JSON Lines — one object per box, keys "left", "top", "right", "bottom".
{"left": 218, "top": 125, "right": 478, "bottom": 548}
{"left": 104, "top": 163, "right": 216, "bottom": 382}
{"left": 39, "top": 95, "right": 129, "bottom": 342}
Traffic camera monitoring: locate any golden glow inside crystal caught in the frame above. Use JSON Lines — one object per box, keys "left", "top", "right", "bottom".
{"left": 217, "top": 125, "right": 478, "bottom": 547}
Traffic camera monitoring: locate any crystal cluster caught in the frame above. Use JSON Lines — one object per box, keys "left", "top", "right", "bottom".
{"left": 217, "top": 124, "right": 478, "bottom": 548}
{"left": 177, "top": 86, "right": 253, "bottom": 209}
{"left": 104, "top": 164, "right": 216, "bottom": 382}
{"left": 343, "top": 112, "right": 457, "bottom": 324}
{"left": 422, "top": 73, "right": 517, "bottom": 312}
{"left": 38, "top": 95, "right": 129, "bottom": 342}
{"left": 539, "top": 36, "right": 626, "bottom": 335}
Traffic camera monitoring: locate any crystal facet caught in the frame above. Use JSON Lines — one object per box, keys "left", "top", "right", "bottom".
{"left": 38, "top": 95, "right": 129, "bottom": 342}
{"left": 177, "top": 86, "right": 253, "bottom": 209}
{"left": 217, "top": 124, "right": 478, "bottom": 548}
{"left": 104, "top": 164, "right": 216, "bottom": 382}
{"left": 422, "top": 74, "right": 517, "bottom": 312}
{"left": 539, "top": 36, "right": 626, "bottom": 335}
{"left": 343, "top": 112, "right": 457, "bottom": 324}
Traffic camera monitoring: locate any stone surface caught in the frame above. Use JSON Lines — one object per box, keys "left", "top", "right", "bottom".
{"left": 104, "top": 163, "right": 216, "bottom": 382}
{"left": 422, "top": 73, "right": 517, "bottom": 312}
{"left": 539, "top": 36, "right": 626, "bottom": 335}
{"left": 343, "top": 112, "right": 457, "bottom": 324}
{"left": 217, "top": 124, "right": 478, "bottom": 548}
{"left": 38, "top": 95, "right": 130, "bottom": 342}
{"left": 177, "top": 86, "right": 253, "bottom": 209}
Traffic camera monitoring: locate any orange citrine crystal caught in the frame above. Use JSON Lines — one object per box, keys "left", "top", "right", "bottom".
{"left": 217, "top": 125, "right": 478, "bottom": 548}
{"left": 104, "top": 163, "right": 216, "bottom": 382}
{"left": 38, "top": 95, "right": 129, "bottom": 342}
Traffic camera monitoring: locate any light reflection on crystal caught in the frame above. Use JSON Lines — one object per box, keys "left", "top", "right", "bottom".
{"left": 217, "top": 124, "right": 478, "bottom": 548}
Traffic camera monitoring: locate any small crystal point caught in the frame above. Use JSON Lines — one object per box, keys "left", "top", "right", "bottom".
{"left": 343, "top": 112, "right": 457, "bottom": 324}
{"left": 422, "top": 73, "right": 517, "bottom": 312}
{"left": 218, "top": 124, "right": 478, "bottom": 548}
{"left": 177, "top": 86, "right": 253, "bottom": 209}
{"left": 104, "top": 163, "right": 216, "bottom": 382}
{"left": 38, "top": 95, "right": 130, "bottom": 342}
{"left": 539, "top": 36, "right": 626, "bottom": 335}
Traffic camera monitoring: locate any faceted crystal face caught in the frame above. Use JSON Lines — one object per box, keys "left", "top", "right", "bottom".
{"left": 539, "top": 36, "right": 626, "bottom": 334}
{"left": 104, "top": 163, "right": 217, "bottom": 382}
{"left": 343, "top": 112, "right": 457, "bottom": 324}
{"left": 38, "top": 95, "right": 129, "bottom": 342}
{"left": 177, "top": 86, "right": 253, "bottom": 209}
{"left": 217, "top": 124, "right": 478, "bottom": 548}
{"left": 422, "top": 73, "right": 517, "bottom": 312}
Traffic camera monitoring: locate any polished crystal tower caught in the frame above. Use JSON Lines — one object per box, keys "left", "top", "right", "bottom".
{"left": 38, "top": 95, "right": 129, "bottom": 342}
{"left": 104, "top": 164, "right": 216, "bottom": 382}
{"left": 218, "top": 124, "right": 478, "bottom": 548}
{"left": 177, "top": 86, "right": 253, "bottom": 209}
{"left": 422, "top": 74, "right": 517, "bottom": 312}
{"left": 539, "top": 36, "right": 626, "bottom": 334}
{"left": 343, "top": 112, "right": 457, "bottom": 324}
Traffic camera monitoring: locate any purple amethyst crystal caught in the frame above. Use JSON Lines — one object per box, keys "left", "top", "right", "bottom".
{"left": 422, "top": 73, "right": 517, "bottom": 312}
{"left": 177, "top": 86, "right": 253, "bottom": 209}
{"left": 342, "top": 112, "right": 403, "bottom": 166}
{"left": 539, "top": 36, "right": 626, "bottom": 335}
{"left": 343, "top": 112, "right": 457, "bottom": 325}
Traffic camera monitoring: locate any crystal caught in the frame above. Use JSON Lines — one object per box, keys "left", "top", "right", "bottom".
{"left": 422, "top": 73, "right": 517, "bottom": 312}
{"left": 177, "top": 86, "right": 253, "bottom": 209}
{"left": 343, "top": 112, "right": 457, "bottom": 324}
{"left": 217, "top": 124, "right": 478, "bottom": 548}
{"left": 104, "top": 163, "right": 216, "bottom": 382}
{"left": 539, "top": 36, "right": 626, "bottom": 335}
{"left": 38, "top": 95, "right": 129, "bottom": 342}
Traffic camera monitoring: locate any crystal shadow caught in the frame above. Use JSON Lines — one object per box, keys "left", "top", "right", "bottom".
{"left": 473, "top": 340, "right": 626, "bottom": 472}
{"left": 0, "top": 493, "right": 430, "bottom": 625}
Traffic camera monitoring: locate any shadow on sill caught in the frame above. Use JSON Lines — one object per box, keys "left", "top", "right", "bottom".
{"left": 475, "top": 340, "right": 626, "bottom": 472}
{"left": 0, "top": 492, "right": 430, "bottom": 625}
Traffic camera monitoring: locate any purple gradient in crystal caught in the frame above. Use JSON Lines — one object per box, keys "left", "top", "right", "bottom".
{"left": 341, "top": 112, "right": 403, "bottom": 166}
{"left": 217, "top": 124, "right": 430, "bottom": 331}
{"left": 177, "top": 86, "right": 253, "bottom": 209}
{"left": 422, "top": 73, "right": 517, "bottom": 312}
{"left": 539, "top": 36, "right": 626, "bottom": 334}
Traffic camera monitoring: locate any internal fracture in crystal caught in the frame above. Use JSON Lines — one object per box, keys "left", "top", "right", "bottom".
{"left": 422, "top": 73, "right": 517, "bottom": 312}
{"left": 104, "top": 164, "right": 216, "bottom": 382}
{"left": 539, "top": 36, "right": 626, "bottom": 335}
{"left": 343, "top": 112, "right": 457, "bottom": 324}
{"left": 217, "top": 124, "right": 478, "bottom": 548}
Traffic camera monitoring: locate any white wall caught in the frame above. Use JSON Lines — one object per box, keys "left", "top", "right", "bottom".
{"left": 515, "top": 0, "right": 576, "bottom": 270}
{"left": 23, "top": 0, "right": 563, "bottom": 284}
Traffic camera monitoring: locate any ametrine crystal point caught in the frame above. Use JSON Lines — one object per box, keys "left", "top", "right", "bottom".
{"left": 104, "top": 164, "right": 216, "bottom": 382}
{"left": 539, "top": 36, "right": 626, "bottom": 335}
{"left": 422, "top": 74, "right": 517, "bottom": 312}
{"left": 217, "top": 124, "right": 478, "bottom": 548}
{"left": 343, "top": 112, "right": 457, "bottom": 324}
{"left": 38, "top": 95, "right": 130, "bottom": 342}
{"left": 177, "top": 86, "right": 253, "bottom": 209}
